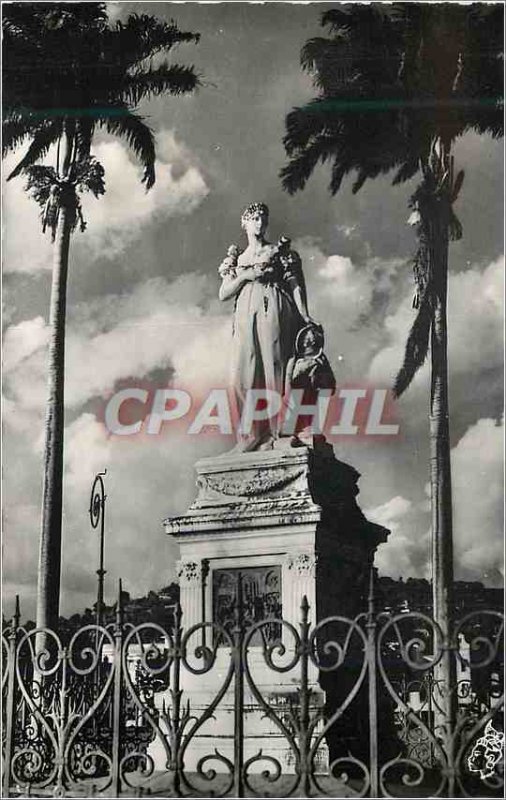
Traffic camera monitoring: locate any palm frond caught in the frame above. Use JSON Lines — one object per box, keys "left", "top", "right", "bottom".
{"left": 329, "top": 160, "right": 347, "bottom": 194}
{"left": 283, "top": 100, "right": 345, "bottom": 154}
{"left": 351, "top": 168, "right": 370, "bottom": 194}
{"left": 392, "top": 157, "right": 420, "bottom": 185}
{"left": 450, "top": 169, "right": 465, "bottom": 203}
{"left": 281, "top": 152, "right": 318, "bottom": 195}
{"left": 74, "top": 118, "right": 95, "bottom": 163}
{"left": 2, "top": 4, "right": 49, "bottom": 48}
{"left": 24, "top": 164, "right": 58, "bottom": 207}
{"left": 2, "top": 113, "right": 35, "bottom": 156}
{"left": 7, "top": 121, "right": 61, "bottom": 180}
{"left": 101, "top": 107, "right": 156, "bottom": 189}
{"left": 282, "top": 2, "right": 503, "bottom": 202}
{"left": 448, "top": 209, "right": 463, "bottom": 242}
{"left": 393, "top": 292, "right": 432, "bottom": 398}
{"left": 3, "top": 5, "right": 201, "bottom": 216}
{"left": 120, "top": 63, "right": 200, "bottom": 105}
{"left": 74, "top": 156, "right": 106, "bottom": 199}
{"left": 281, "top": 133, "right": 339, "bottom": 194}
{"left": 111, "top": 14, "right": 199, "bottom": 68}
{"left": 321, "top": 8, "right": 355, "bottom": 32}
{"left": 301, "top": 35, "right": 347, "bottom": 69}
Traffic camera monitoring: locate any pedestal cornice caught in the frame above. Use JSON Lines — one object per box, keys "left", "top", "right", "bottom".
{"left": 164, "top": 444, "right": 388, "bottom": 553}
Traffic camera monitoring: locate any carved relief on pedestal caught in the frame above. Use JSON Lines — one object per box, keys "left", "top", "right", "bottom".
{"left": 176, "top": 559, "right": 202, "bottom": 586}
{"left": 285, "top": 552, "right": 317, "bottom": 577}
{"left": 197, "top": 466, "right": 306, "bottom": 499}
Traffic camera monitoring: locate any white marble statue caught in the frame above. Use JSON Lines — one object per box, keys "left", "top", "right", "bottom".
{"left": 218, "top": 202, "right": 315, "bottom": 450}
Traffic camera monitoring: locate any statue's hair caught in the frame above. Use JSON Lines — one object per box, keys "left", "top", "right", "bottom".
{"left": 241, "top": 202, "right": 269, "bottom": 228}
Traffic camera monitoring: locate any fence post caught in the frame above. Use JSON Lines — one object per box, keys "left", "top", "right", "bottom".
{"left": 201, "top": 559, "right": 209, "bottom": 650}
{"left": 54, "top": 645, "right": 68, "bottom": 794}
{"left": 366, "top": 570, "right": 379, "bottom": 798}
{"left": 297, "top": 595, "right": 311, "bottom": 798}
{"left": 233, "top": 572, "right": 245, "bottom": 798}
{"left": 167, "top": 602, "right": 183, "bottom": 797}
{"left": 110, "top": 580, "right": 124, "bottom": 798}
{"left": 443, "top": 633, "right": 456, "bottom": 799}
{"left": 2, "top": 596, "right": 20, "bottom": 798}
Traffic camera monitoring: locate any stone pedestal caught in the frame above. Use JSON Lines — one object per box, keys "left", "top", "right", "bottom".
{"left": 161, "top": 441, "right": 388, "bottom": 772}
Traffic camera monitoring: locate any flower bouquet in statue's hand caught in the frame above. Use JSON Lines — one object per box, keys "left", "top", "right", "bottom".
{"left": 251, "top": 261, "right": 275, "bottom": 284}
{"left": 219, "top": 242, "right": 277, "bottom": 284}
{"left": 218, "top": 244, "right": 241, "bottom": 278}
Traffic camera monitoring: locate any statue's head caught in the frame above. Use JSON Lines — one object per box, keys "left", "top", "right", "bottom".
{"left": 296, "top": 324, "right": 324, "bottom": 357}
{"left": 241, "top": 202, "right": 269, "bottom": 235}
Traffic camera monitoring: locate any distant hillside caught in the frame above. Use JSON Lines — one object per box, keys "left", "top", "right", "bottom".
{"left": 375, "top": 576, "right": 503, "bottom": 616}
{"left": 6, "top": 576, "right": 501, "bottom": 635}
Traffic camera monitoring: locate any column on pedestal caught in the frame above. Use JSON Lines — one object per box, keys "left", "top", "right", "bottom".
{"left": 282, "top": 552, "right": 317, "bottom": 628}
{"left": 176, "top": 559, "right": 206, "bottom": 629}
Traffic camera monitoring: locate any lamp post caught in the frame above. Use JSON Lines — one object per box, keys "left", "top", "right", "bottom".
{"left": 89, "top": 470, "right": 107, "bottom": 629}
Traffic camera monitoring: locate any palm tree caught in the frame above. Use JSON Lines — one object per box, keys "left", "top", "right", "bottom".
{"left": 281, "top": 2, "right": 503, "bottom": 750}
{"left": 2, "top": 3, "right": 201, "bottom": 633}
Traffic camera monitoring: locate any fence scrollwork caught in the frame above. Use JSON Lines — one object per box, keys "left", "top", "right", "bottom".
{"left": 1, "top": 593, "right": 503, "bottom": 798}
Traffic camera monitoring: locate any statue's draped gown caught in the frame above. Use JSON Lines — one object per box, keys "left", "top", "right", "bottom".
{"left": 228, "top": 246, "right": 305, "bottom": 447}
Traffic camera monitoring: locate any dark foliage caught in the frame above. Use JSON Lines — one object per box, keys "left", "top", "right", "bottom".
{"left": 282, "top": 4, "right": 503, "bottom": 394}
{"left": 3, "top": 2, "right": 201, "bottom": 193}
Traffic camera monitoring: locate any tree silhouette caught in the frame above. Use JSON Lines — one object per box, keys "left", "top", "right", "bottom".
{"left": 281, "top": 2, "right": 503, "bottom": 733}
{"left": 3, "top": 2, "right": 201, "bottom": 631}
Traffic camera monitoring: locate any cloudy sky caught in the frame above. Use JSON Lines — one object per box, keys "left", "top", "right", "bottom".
{"left": 3, "top": 1, "right": 504, "bottom": 620}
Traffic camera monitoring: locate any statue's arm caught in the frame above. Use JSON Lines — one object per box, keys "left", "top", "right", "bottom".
{"left": 219, "top": 269, "right": 254, "bottom": 301}
{"left": 282, "top": 248, "right": 314, "bottom": 323}
{"left": 284, "top": 356, "right": 296, "bottom": 396}
{"left": 291, "top": 284, "right": 313, "bottom": 323}
{"left": 315, "top": 356, "right": 336, "bottom": 393}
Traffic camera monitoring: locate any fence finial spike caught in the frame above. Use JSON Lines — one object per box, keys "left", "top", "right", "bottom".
{"left": 116, "top": 578, "right": 124, "bottom": 628}
{"left": 301, "top": 594, "right": 310, "bottom": 621}
{"left": 367, "top": 566, "right": 375, "bottom": 617}
{"left": 13, "top": 594, "right": 20, "bottom": 628}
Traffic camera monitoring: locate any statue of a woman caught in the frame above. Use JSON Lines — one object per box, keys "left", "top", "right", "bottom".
{"left": 218, "top": 202, "right": 314, "bottom": 450}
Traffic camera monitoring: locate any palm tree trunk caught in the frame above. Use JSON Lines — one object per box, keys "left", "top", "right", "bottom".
{"left": 36, "top": 202, "right": 71, "bottom": 633}
{"left": 35, "top": 125, "right": 75, "bottom": 635}
{"left": 428, "top": 196, "right": 457, "bottom": 771}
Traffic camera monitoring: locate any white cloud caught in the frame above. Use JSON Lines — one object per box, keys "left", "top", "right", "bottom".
{"left": 367, "top": 495, "right": 431, "bottom": 580}
{"left": 451, "top": 416, "right": 504, "bottom": 582}
{"left": 368, "top": 256, "right": 504, "bottom": 386}
{"left": 367, "top": 416, "right": 504, "bottom": 584}
{"left": 294, "top": 239, "right": 403, "bottom": 380}
{"left": 297, "top": 241, "right": 373, "bottom": 329}
{"left": 63, "top": 413, "right": 222, "bottom": 610}
{"left": 3, "top": 408, "right": 226, "bottom": 617}
{"left": 105, "top": 2, "right": 126, "bottom": 23}
{"left": 3, "top": 347, "right": 48, "bottom": 415}
{"left": 2, "top": 161, "right": 54, "bottom": 273}
{"left": 81, "top": 134, "right": 209, "bottom": 260}
{"left": 336, "top": 223, "right": 358, "bottom": 239}
{"left": 2, "top": 130, "right": 209, "bottom": 272}
{"left": 3, "top": 235, "right": 503, "bottom": 617}
{"left": 3, "top": 273, "right": 230, "bottom": 419}
{"left": 368, "top": 495, "right": 413, "bottom": 526}
{"left": 3, "top": 316, "right": 50, "bottom": 373}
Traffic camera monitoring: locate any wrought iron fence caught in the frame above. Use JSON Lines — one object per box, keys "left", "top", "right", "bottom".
{"left": 2, "top": 582, "right": 503, "bottom": 798}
